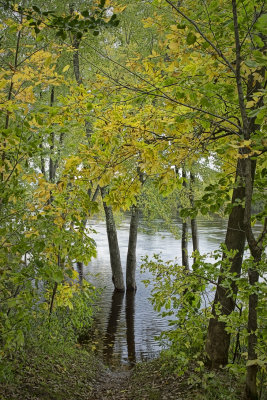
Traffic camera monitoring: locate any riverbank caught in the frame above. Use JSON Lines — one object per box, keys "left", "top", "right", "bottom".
{"left": 0, "top": 344, "right": 244, "bottom": 400}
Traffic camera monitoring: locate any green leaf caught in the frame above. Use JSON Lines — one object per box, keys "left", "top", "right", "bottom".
{"left": 255, "top": 14, "right": 267, "bottom": 35}
{"left": 53, "top": 270, "right": 64, "bottom": 283}
{"left": 32, "top": 5, "right": 40, "bottom": 13}
{"left": 186, "top": 32, "right": 197, "bottom": 45}
{"left": 81, "top": 10, "right": 90, "bottom": 18}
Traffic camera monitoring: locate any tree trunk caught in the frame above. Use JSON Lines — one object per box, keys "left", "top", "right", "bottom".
{"left": 126, "top": 205, "right": 139, "bottom": 291}
{"left": 189, "top": 172, "right": 199, "bottom": 261}
{"left": 182, "top": 168, "right": 189, "bottom": 270}
{"left": 205, "top": 158, "right": 256, "bottom": 368}
{"left": 182, "top": 219, "right": 189, "bottom": 269}
{"left": 245, "top": 266, "right": 260, "bottom": 400}
{"left": 77, "top": 261, "right": 83, "bottom": 285}
{"left": 243, "top": 157, "right": 264, "bottom": 400}
{"left": 49, "top": 87, "right": 56, "bottom": 183}
{"left": 101, "top": 187, "right": 125, "bottom": 292}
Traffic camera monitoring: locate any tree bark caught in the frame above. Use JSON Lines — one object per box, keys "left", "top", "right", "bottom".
{"left": 77, "top": 261, "right": 83, "bottom": 285}
{"left": 189, "top": 171, "right": 199, "bottom": 261}
{"left": 49, "top": 87, "right": 56, "bottom": 183}
{"left": 243, "top": 157, "right": 266, "bottom": 400}
{"left": 182, "top": 168, "right": 189, "bottom": 270}
{"left": 206, "top": 158, "right": 246, "bottom": 367}
{"left": 101, "top": 187, "right": 125, "bottom": 292}
{"left": 206, "top": 158, "right": 256, "bottom": 368}
{"left": 126, "top": 205, "right": 139, "bottom": 291}
{"left": 245, "top": 266, "right": 260, "bottom": 400}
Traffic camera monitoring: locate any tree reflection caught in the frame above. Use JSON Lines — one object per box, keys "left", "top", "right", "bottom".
{"left": 126, "top": 290, "right": 136, "bottom": 366}
{"left": 103, "top": 290, "right": 124, "bottom": 364}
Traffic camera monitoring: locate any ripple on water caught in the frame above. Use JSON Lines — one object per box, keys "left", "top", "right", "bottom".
{"left": 84, "top": 217, "right": 262, "bottom": 368}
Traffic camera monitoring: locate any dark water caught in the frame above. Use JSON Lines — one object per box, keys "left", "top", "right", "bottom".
{"left": 84, "top": 217, "right": 230, "bottom": 368}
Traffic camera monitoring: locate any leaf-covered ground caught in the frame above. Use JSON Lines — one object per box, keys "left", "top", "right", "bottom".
{"left": 0, "top": 346, "right": 245, "bottom": 400}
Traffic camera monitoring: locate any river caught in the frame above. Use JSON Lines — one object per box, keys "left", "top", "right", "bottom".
{"left": 84, "top": 217, "right": 233, "bottom": 369}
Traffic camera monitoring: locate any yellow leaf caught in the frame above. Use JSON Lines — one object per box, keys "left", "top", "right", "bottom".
{"left": 246, "top": 101, "right": 255, "bottom": 108}
{"left": 63, "top": 65, "right": 70, "bottom": 73}
{"left": 169, "top": 41, "right": 179, "bottom": 51}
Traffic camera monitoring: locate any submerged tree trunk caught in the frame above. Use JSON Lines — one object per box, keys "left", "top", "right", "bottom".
{"left": 182, "top": 168, "right": 189, "bottom": 270}
{"left": 126, "top": 205, "right": 139, "bottom": 291}
{"left": 189, "top": 172, "right": 199, "bottom": 261}
{"left": 206, "top": 158, "right": 256, "bottom": 368}
{"left": 101, "top": 187, "right": 125, "bottom": 292}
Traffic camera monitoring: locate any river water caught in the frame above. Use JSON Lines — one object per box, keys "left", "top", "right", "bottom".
{"left": 84, "top": 217, "right": 232, "bottom": 368}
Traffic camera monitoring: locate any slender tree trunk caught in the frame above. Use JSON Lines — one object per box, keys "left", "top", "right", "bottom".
{"left": 205, "top": 158, "right": 256, "bottom": 368}
{"left": 189, "top": 172, "right": 199, "bottom": 261}
{"left": 126, "top": 205, "right": 139, "bottom": 291}
{"left": 49, "top": 282, "right": 58, "bottom": 316}
{"left": 101, "top": 187, "right": 125, "bottom": 292}
{"left": 182, "top": 168, "right": 189, "bottom": 270}
{"left": 49, "top": 87, "right": 56, "bottom": 183}
{"left": 77, "top": 261, "right": 83, "bottom": 285}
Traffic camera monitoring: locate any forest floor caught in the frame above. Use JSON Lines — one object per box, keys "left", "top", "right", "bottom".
{"left": 0, "top": 344, "right": 245, "bottom": 400}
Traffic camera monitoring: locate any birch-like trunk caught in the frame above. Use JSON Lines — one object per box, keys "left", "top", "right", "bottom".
{"left": 182, "top": 168, "right": 189, "bottom": 270}
{"left": 189, "top": 172, "right": 199, "bottom": 260}
{"left": 101, "top": 188, "right": 125, "bottom": 292}
{"left": 126, "top": 205, "right": 139, "bottom": 291}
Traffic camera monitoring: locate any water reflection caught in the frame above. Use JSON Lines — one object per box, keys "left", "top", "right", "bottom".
{"left": 103, "top": 290, "right": 137, "bottom": 368}
{"left": 85, "top": 217, "right": 263, "bottom": 368}
{"left": 103, "top": 291, "right": 124, "bottom": 364}
{"left": 126, "top": 291, "right": 136, "bottom": 366}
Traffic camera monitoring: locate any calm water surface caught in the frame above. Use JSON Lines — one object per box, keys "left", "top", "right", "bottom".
{"left": 84, "top": 217, "right": 230, "bottom": 368}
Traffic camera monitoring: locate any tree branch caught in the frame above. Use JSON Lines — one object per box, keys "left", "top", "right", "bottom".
{"left": 165, "top": 0, "right": 235, "bottom": 74}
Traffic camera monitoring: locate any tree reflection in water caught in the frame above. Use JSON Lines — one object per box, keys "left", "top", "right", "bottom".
{"left": 103, "top": 290, "right": 136, "bottom": 368}
{"left": 126, "top": 291, "right": 136, "bottom": 366}
{"left": 103, "top": 291, "right": 124, "bottom": 364}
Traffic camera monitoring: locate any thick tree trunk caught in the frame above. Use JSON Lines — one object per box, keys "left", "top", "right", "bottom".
{"left": 206, "top": 158, "right": 256, "bottom": 368}
{"left": 101, "top": 187, "right": 125, "bottom": 292}
{"left": 182, "top": 168, "right": 189, "bottom": 270}
{"left": 244, "top": 157, "right": 264, "bottom": 400}
{"left": 245, "top": 266, "right": 260, "bottom": 400}
{"left": 126, "top": 205, "right": 139, "bottom": 291}
{"left": 206, "top": 158, "right": 246, "bottom": 367}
